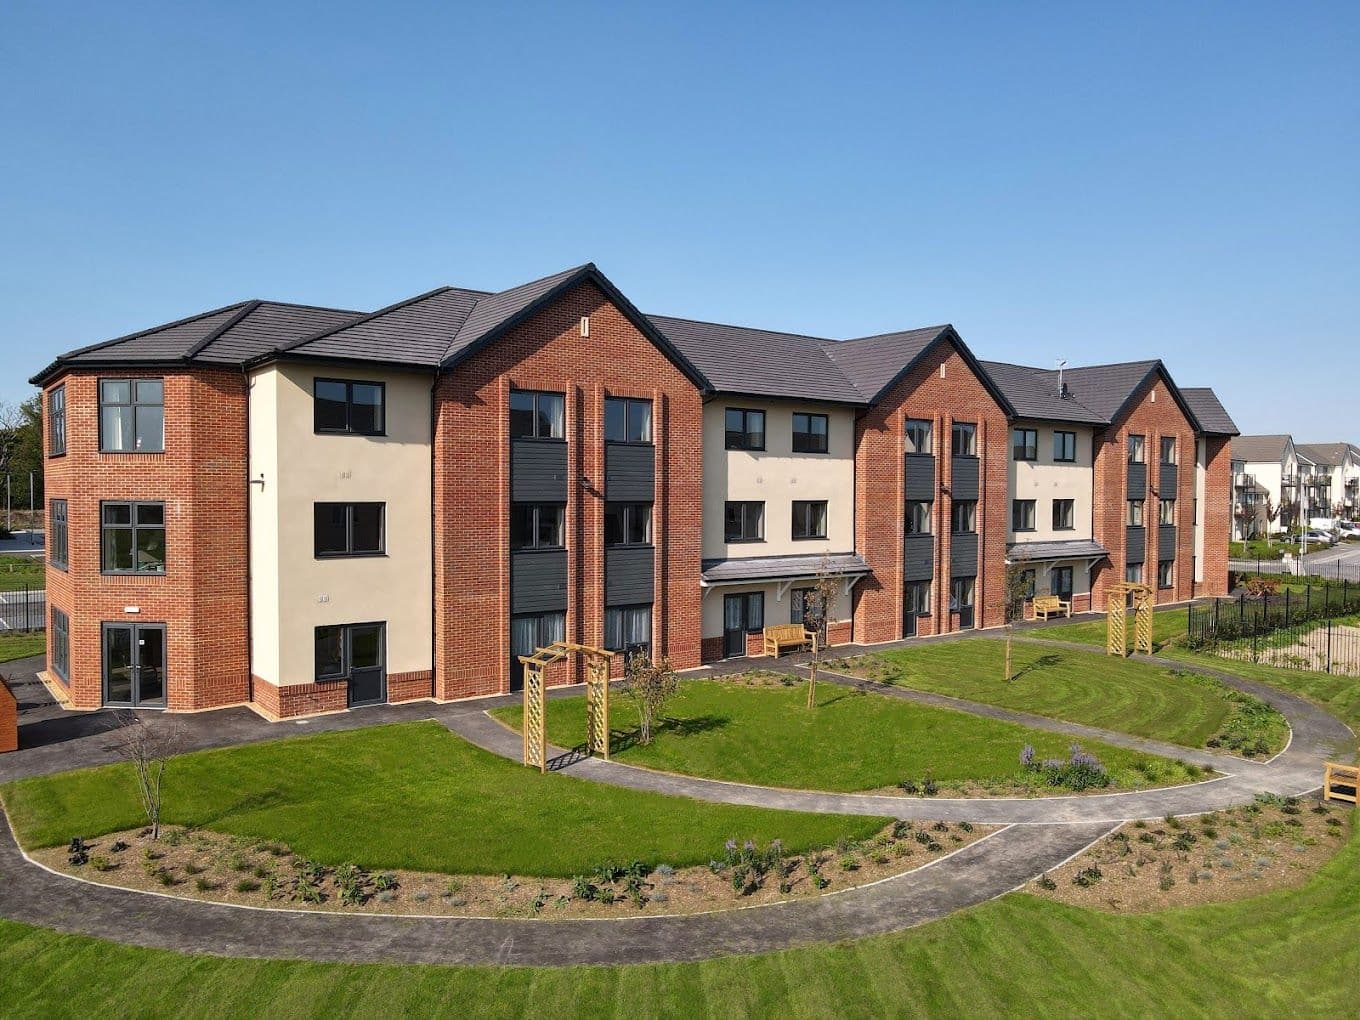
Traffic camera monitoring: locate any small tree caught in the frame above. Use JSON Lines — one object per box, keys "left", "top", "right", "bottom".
{"left": 1234, "top": 503, "right": 1256, "bottom": 544}
{"left": 1002, "top": 560, "right": 1033, "bottom": 682}
{"left": 113, "top": 711, "right": 181, "bottom": 840}
{"left": 620, "top": 653, "right": 679, "bottom": 746}
{"left": 1262, "top": 497, "right": 1278, "bottom": 549}
{"left": 802, "top": 556, "right": 843, "bottom": 709}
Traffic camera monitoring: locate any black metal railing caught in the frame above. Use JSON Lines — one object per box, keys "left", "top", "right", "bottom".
{"left": 0, "top": 585, "right": 46, "bottom": 631}
{"left": 1186, "top": 588, "right": 1360, "bottom": 676}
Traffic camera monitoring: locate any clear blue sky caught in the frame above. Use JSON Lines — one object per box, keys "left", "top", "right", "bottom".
{"left": 1, "top": 2, "right": 1355, "bottom": 438}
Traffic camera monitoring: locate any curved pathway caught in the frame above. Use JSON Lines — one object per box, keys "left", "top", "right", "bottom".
{"left": 0, "top": 640, "right": 1352, "bottom": 966}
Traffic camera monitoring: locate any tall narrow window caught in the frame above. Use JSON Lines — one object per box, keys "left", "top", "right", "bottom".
{"left": 100, "top": 379, "right": 164, "bottom": 452}
{"left": 508, "top": 390, "right": 564, "bottom": 439}
{"left": 1053, "top": 430, "right": 1077, "bottom": 462}
{"left": 314, "top": 502, "right": 386, "bottom": 556}
{"left": 604, "top": 503, "right": 651, "bottom": 546}
{"left": 791, "top": 500, "right": 828, "bottom": 540}
{"left": 49, "top": 499, "right": 68, "bottom": 569}
{"left": 1052, "top": 498, "right": 1075, "bottom": 531}
{"left": 951, "top": 500, "right": 977, "bottom": 533}
{"left": 509, "top": 504, "right": 565, "bottom": 550}
{"left": 906, "top": 500, "right": 933, "bottom": 535}
{"left": 792, "top": 413, "right": 829, "bottom": 454}
{"left": 1127, "top": 499, "right": 1145, "bottom": 526}
{"left": 1158, "top": 560, "right": 1174, "bottom": 589}
{"left": 604, "top": 397, "right": 652, "bottom": 443}
{"left": 1127, "top": 434, "right": 1145, "bottom": 464}
{"left": 904, "top": 419, "right": 933, "bottom": 455}
{"left": 101, "top": 501, "right": 166, "bottom": 573}
{"left": 951, "top": 422, "right": 977, "bottom": 456}
{"left": 51, "top": 607, "right": 70, "bottom": 682}
{"left": 1012, "top": 428, "right": 1037, "bottom": 461}
{"left": 48, "top": 385, "right": 66, "bottom": 457}
{"left": 724, "top": 501, "right": 764, "bottom": 542}
{"left": 724, "top": 408, "right": 765, "bottom": 451}
{"left": 1159, "top": 499, "right": 1176, "bottom": 525}
{"left": 1052, "top": 566, "right": 1074, "bottom": 600}
{"left": 1011, "top": 499, "right": 1036, "bottom": 532}
{"left": 1160, "top": 436, "right": 1177, "bottom": 464}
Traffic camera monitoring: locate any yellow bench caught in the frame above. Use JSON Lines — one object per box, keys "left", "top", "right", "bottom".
{"left": 762, "top": 624, "right": 818, "bottom": 658}
{"left": 1324, "top": 762, "right": 1358, "bottom": 804}
{"left": 1031, "top": 595, "right": 1072, "bottom": 621}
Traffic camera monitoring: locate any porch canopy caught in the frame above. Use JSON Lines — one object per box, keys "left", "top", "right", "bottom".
{"left": 700, "top": 552, "right": 871, "bottom": 599}
{"left": 1006, "top": 539, "right": 1109, "bottom": 567}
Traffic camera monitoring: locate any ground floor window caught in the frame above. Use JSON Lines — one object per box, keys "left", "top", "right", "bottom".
{"left": 605, "top": 604, "right": 652, "bottom": 654}
{"left": 950, "top": 576, "right": 976, "bottom": 628}
{"left": 315, "top": 622, "right": 387, "bottom": 706}
{"left": 1158, "top": 559, "right": 1174, "bottom": 590}
{"left": 903, "top": 580, "right": 931, "bottom": 636}
{"left": 51, "top": 607, "right": 70, "bottom": 681}
{"left": 1125, "top": 562, "right": 1144, "bottom": 583}
{"left": 1052, "top": 566, "right": 1074, "bottom": 600}
{"left": 511, "top": 612, "right": 566, "bottom": 660}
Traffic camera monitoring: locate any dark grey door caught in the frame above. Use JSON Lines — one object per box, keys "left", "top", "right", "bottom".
{"left": 723, "top": 593, "right": 762, "bottom": 658}
{"left": 347, "top": 623, "right": 386, "bottom": 707}
{"left": 103, "top": 623, "right": 167, "bottom": 708}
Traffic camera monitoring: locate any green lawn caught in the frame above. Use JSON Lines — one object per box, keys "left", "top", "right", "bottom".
{"left": 0, "top": 631, "right": 44, "bottom": 663}
{"left": 1230, "top": 539, "right": 1297, "bottom": 560}
{"left": 0, "top": 817, "right": 1354, "bottom": 1018}
{"left": 0, "top": 722, "right": 885, "bottom": 876}
{"left": 1036, "top": 606, "right": 1189, "bottom": 652}
{"left": 833, "top": 640, "right": 1287, "bottom": 756}
{"left": 492, "top": 678, "right": 1203, "bottom": 792}
{"left": 0, "top": 553, "right": 44, "bottom": 592}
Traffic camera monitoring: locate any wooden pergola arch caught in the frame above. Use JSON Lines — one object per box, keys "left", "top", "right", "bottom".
{"left": 1106, "top": 582, "right": 1154, "bottom": 657}
{"left": 517, "top": 641, "right": 612, "bottom": 772}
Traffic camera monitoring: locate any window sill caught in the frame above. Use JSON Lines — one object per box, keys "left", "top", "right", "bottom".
{"left": 724, "top": 538, "right": 766, "bottom": 545}
{"left": 791, "top": 535, "right": 828, "bottom": 542}
{"left": 605, "top": 543, "right": 655, "bottom": 550}
{"left": 100, "top": 570, "right": 167, "bottom": 577}
{"left": 99, "top": 450, "right": 167, "bottom": 456}
{"left": 47, "top": 451, "right": 67, "bottom": 459}
{"left": 315, "top": 552, "right": 389, "bottom": 560}
{"left": 509, "top": 546, "right": 567, "bottom": 554}
{"left": 725, "top": 446, "right": 768, "bottom": 453}
{"left": 605, "top": 440, "right": 654, "bottom": 448}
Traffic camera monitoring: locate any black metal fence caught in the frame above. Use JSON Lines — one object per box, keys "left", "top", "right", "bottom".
{"left": 1186, "top": 587, "right": 1360, "bottom": 676}
{"left": 0, "top": 586, "right": 46, "bottom": 631}
{"left": 1231, "top": 554, "right": 1360, "bottom": 583}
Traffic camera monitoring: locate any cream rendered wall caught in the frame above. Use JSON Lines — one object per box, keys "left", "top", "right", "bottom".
{"left": 249, "top": 363, "right": 433, "bottom": 687}
{"left": 700, "top": 584, "right": 853, "bottom": 640}
{"left": 1005, "top": 422, "right": 1095, "bottom": 543}
{"left": 702, "top": 399, "right": 857, "bottom": 559}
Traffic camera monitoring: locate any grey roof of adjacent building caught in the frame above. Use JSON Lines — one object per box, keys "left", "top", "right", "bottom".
{"left": 1232, "top": 434, "right": 1292, "bottom": 463}
{"left": 1006, "top": 539, "right": 1110, "bottom": 562}
{"left": 700, "top": 552, "right": 870, "bottom": 583}
{"left": 819, "top": 326, "right": 947, "bottom": 403}
{"left": 1295, "top": 442, "right": 1357, "bottom": 467}
{"left": 1181, "top": 387, "right": 1239, "bottom": 436}
{"left": 978, "top": 361, "right": 1107, "bottom": 425}
{"left": 281, "top": 287, "right": 486, "bottom": 367}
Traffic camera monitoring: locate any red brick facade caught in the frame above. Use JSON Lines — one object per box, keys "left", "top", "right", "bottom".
{"left": 0, "top": 676, "right": 17, "bottom": 753}
{"left": 1201, "top": 436, "right": 1233, "bottom": 597}
{"left": 432, "top": 281, "right": 704, "bottom": 700}
{"left": 43, "top": 369, "right": 250, "bottom": 712}
{"left": 853, "top": 341, "right": 1010, "bottom": 643}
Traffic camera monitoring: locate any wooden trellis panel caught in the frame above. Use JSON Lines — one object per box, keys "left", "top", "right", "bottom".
{"left": 1106, "top": 600, "right": 1126, "bottom": 657}
{"left": 585, "top": 654, "right": 611, "bottom": 760}
{"left": 1133, "top": 596, "right": 1154, "bottom": 655}
{"left": 1106, "top": 582, "right": 1152, "bottom": 657}
{"left": 522, "top": 664, "right": 545, "bottom": 773}
{"left": 517, "top": 640, "right": 612, "bottom": 770}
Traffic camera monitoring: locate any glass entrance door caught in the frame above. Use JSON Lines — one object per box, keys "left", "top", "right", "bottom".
{"left": 103, "top": 623, "right": 167, "bottom": 708}
{"left": 347, "top": 623, "right": 386, "bottom": 707}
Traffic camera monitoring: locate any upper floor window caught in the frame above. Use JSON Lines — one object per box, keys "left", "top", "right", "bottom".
{"left": 100, "top": 379, "right": 163, "bottom": 452}
{"left": 792, "top": 413, "right": 829, "bottom": 454}
{"left": 724, "top": 500, "right": 764, "bottom": 542}
{"left": 951, "top": 422, "right": 976, "bottom": 457}
{"left": 1160, "top": 436, "right": 1177, "bottom": 464}
{"left": 49, "top": 499, "right": 68, "bottom": 569}
{"left": 904, "top": 419, "right": 932, "bottom": 455}
{"left": 725, "top": 408, "right": 765, "bottom": 451}
{"left": 101, "top": 501, "right": 166, "bottom": 574}
{"left": 315, "top": 379, "right": 385, "bottom": 436}
{"left": 1012, "top": 428, "right": 1037, "bottom": 461}
{"left": 951, "top": 499, "right": 977, "bottom": 533}
{"left": 1053, "top": 430, "right": 1077, "bottom": 463}
{"left": 604, "top": 397, "right": 652, "bottom": 444}
{"left": 315, "top": 502, "right": 385, "bottom": 557}
{"left": 1127, "top": 499, "right": 1145, "bottom": 526}
{"left": 1052, "top": 498, "right": 1075, "bottom": 531}
{"left": 906, "top": 500, "right": 932, "bottom": 535}
{"left": 48, "top": 385, "right": 66, "bottom": 457}
{"left": 1159, "top": 499, "right": 1176, "bottom": 526}
{"left": 605, "top": 503, "right": 652, "bottom": 546}
{"left": 1011, "top": 499, "right": 1036, "bottom": 532}
{"left": 1127, "top": 434, "right": 1145, "bottom": 464}
{"left": 510, "top": 503, "right": 565, "bottom": 550}
{"left": 791, "top": 500, "right": 828, "bottom": 540}
{"left": 509, "top": 390, "right": 564, "bottom": 440}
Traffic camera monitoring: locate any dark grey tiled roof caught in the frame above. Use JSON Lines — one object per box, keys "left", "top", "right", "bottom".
{"left": 700, "top": 552, "right": 870, "bottom": 583}
{"left": 1232, "top": 434, "right": 1292, "bottom": 463}
{"left": 1006, "top": 539, "right": 1110, "bottom": 562}
{"left": 60, "top": 303, "right": 251, "bottom": 364}
{"left": 194, "top": 302, "right": 363, "bottom": 364}
{"left": 443, "top": 265, "right": 590, "bottom": 366}
{"left": 1052, "top": 360, "right": 1161, "bottom": 421}
{"left": 1295, "top": 442, "right": 1356, "bottom": 467}
{"left": 1181, "top": 387, "right": 1238, "bottom": 436}
{"left": 647, "top": 315, "right": 865, "bottom": 404}
{"left": 978, "top": 361, "right": 1107, "bottom": 425}
{"left": 283, "top": 288, "right": 485, "bottom": 367}
{"left": 819, "top": 326, "right": 947, "bottom": 403}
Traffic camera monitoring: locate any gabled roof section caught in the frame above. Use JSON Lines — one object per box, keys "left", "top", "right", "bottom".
{"left": 1295, "top": 442, "right": 1354, "bottom": 467}
{"left": 648, "top": 315, "right": 864, "bottom": 404}
{"left": 978, "top": 360, "right": 1107, "bottom": 425}
{"left": 1181, "top": 387, "right": 1238, "bottom": 436}
{"left": 56, "top": 303, "right": 249, "bottom": 366}
{"left": 277, "top": 287, "right": 485, "bottom": 367}
{"left": 194, "top": 301, "right": 364, "bottom": 364}
{"left": 1232, "top": 434, "right": 1293, "bottom": 463}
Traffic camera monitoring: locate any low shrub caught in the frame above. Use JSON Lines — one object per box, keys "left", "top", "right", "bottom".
{"left": 1021, "top": 744, "right": 1110, "bottom": 791}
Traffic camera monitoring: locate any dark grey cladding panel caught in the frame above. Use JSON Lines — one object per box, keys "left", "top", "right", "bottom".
{"left": 511, "top": 440, "right": 568, "bottom": 502}
{"left": 950, "top": 532, "right": 978, "bottom": 576}
{"left": 903, "top": 534, "right": 934, "bottom": 582}
{"left": 1127, "top": 461, "right": 1147, "bottom": 497}
{"left": 606, "top": 546, "right": 655, "bottom": 606}
{"left": 1159, "top": 462, "right": 1178, "bottom": 499}
{"left": 1126, "top": 526, "right": 1146, "bottom": 564}
{"left": 950, "top": 457, "right": 979, "bottom": 501}
{"left": 605, "top": 443, "right": 655, "bottom": 502}
{"left": 510, "top": 549, "right": 568, "bottom": 614}
{"left": 904, "top": 455, "right": 936, "bottom": 500}
{"left": 1158, "top": 525, "right": 1178, "bottom": 561}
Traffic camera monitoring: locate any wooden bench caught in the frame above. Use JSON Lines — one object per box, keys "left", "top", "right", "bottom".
{"left": 1030, "top": 595, "right": 1072, "bottom": 621}
{"left": 762, "top": 624, "right": 817, "bottom": 658}
{"left": 1324, "top": 762, "right": 1358, "bottom": 804}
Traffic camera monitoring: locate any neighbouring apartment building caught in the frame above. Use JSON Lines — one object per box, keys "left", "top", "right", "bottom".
{"left": 32, "top": 263, "right": 1237, "bottom": 718}
{"left": 1231, "top": 435, "right": 1360, "bottom": 538}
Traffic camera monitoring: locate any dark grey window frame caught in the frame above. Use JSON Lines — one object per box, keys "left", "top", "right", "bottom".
{"left": 906, "top": 500, "right": 933, "bottom": 535}
{"left": 724, "top": 500, "right": 765, "bottom": 542}
{"left": 951, "top": 499, "right": 977, "bottom": 534}
{"left": 905, "top": 418, "right": 933, "bottom": 455}
{"left": 1128, "top": 434, "right": 1146, "bottom": 464}
{"left": 509, "top": 389, "right": 565, "bottom": 441}
{"left": 1052, "top": 498, "right": 1075, "bottom": 531}
{"left": 1012, "top": 428, "right": 1038, "bottom": 461}
{"left": 49, "top": 498, "right": 69, "bottom": 570}
{"left": 51, "top": 606, "right": 70, "bottom": 682}
{"left": 48, "top": 384, "right": 66, "bottom": 457}
{"left": 1052, "top": 565, "right": 1074, "bottom": 599}
{"left": 100, "top": 500, "right": 166, "bottom": 575}
{"left": 951, "top": 422, "right": 977, "bottom": 457}
{"left": 791, "top": 499, "right": 828, "bottom": 540}
{"left": 98, "top": 377, "right": 164, "bottom": 453}
{"left": 1053, "top": 430, "right": 1077, "bottom": 463}
{"left": 314, "top": 378, "right": 386, "bottom": 436}
{"left": 1011, "top": 499, "right": 1036, "bottom": 532}
{"left": 604, "top": 603, "right": 653, "bottom": 653}
{"left": 1160, "top": 436, "right": 1177, "bottom": 465}
{"left": 791, "top": 412, "right": 829, "bottom": 454}
{"left": 604, "top": 502, "right": 652, "bottom": 547}
{"left": 724, "top": 408, "right": 766, "bottom": 451}
{"left": 1128, "top": 499, "right": 1145, "bottom": 526}
{"left": 1159, "top": 499, "right": 1176, "bottom": 526}
{"left": 314, "top": 502, "right": 386, "bottom": 557}
{"left": 509, "top": 503, "right": 566, "bottom": 551}
{"left": 1157, "top": 559, "right": 1174, "bottom": 590}
{"left": 604, "top": 396, "right": 653, "bottom": 445}
{"left": 314, "top": 621, "right": 385, "bottom": 683}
